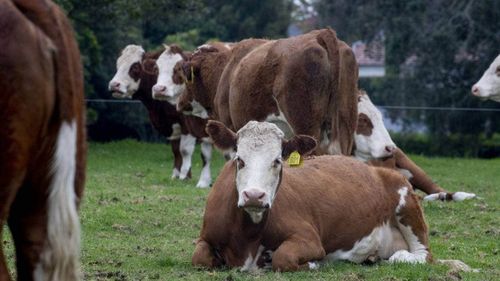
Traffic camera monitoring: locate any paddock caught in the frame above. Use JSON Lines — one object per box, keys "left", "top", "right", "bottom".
{"left": 3, "top": 141, "right": 497, "bottom": 280}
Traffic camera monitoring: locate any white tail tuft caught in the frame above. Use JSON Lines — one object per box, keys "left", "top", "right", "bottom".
{"left": 36, "top": 120, "right": 81, "bottom": 281}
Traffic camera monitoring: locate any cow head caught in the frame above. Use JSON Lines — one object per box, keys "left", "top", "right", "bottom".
{"left": 206, "top": 120, "right": 316, "bottom": 223}
{"left": 471, "top": 54, "right": 500, "bottom": 102}
{"left": 175, "top": 46, "right": 220, "bottom": 118}
{"left": 354, "top": 91, "right": 396, "bottom": 160}
{"left": 108, "top": 45, "right": 145, "bottom": 99}
{"left": 152, "top": 44, "right": 186, "bottom": 105}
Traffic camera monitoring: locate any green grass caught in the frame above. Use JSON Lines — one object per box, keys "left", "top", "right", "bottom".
{"left": 3, "top": 140, "right": 500, "bottom": 280}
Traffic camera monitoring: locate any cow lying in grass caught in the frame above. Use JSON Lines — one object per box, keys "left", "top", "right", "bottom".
{"left": 354, "top": 91, "right": 475, "bottom": 201}
{"left": 192, "top": 120, "right": 432, "bottom": 271}
{"left": 471, "top": 54, "right": 500, "bottom": 102}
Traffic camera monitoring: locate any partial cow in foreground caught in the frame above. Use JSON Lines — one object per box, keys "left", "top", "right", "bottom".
{"left": 109, "top": 45, "right": 212, "bottom": 187}
{"left": 1, "top": 0, "right": 86, "bottom": 279}
{"left": 354, "top": 91, "right": 475, "bottom": 201}
{"left": 471, "top": 54, "right": 500, "bottom": 102}
{"left": 193, "top": 121, "right": 432, "bottom": 271}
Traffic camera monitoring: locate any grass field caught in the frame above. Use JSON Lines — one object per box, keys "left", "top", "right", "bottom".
{"left": 3, "top": 140, "right": 500, "bottom": 280}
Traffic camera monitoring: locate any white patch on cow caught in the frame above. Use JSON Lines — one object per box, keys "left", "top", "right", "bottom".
{"left": 327, "top": 140, "right": 342, "bottom": 155}
{"left": 325, "top": 222, "right": 408, "bottom": 263}
{"left": 396, "top": 186, "right": 408, "bottom": 214}
{"left": 308, "top": 261, "right": 320, "bottom": 270}
{"left": 452, "top": 191, "right": 476, "bottom": 201}
{"left": 171, "top": 168, "right": 180, "bottom": 179}
{"left": 397, "top": 168, "right": 413, "bottom": 180}
{"left": 241, "top": 245, "right": 265, "bottom": 272}
{"left": 168, "top": 123, "right": 182, "bottom": 141}
{"left": 265, "top": 110, "right": 294, "bottom": 139}
{"left": 196, "top": 140, "right": 212, "bottom": 188}
{"left": 472, "top": 54, "right": 500, "bottom": 102}
{"left": 235, "top": 122, "right": 284, "bottom": 217}
{"left": 354, "top": 93, "right": 396, "bottom": 159}
{"left": 153, "top": 48, "right": 185, "bottom": 105}
{"left": 179, "top": 134, "right": 196, "bottom": 180}
{"left": 109, "top": 45, "right": 144, "bottom": 98}
{"left": 36, "top": 120, "right": 81, "bottom": 280}
{"left": 388, "top": 219, "right": 428, "bottom": 264}
{"left": 190, "top": 100, "right": 209, "bottom": 119}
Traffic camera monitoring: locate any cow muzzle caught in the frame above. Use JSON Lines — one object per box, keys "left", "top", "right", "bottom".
{"left": 109, "top": 81, "right": 128, "bottom": 98}
{"left": 240, "top": 189, "right": 270, "bottom": 210}
{"left": 152, "top": 84, "right": 169, "bottom": 100}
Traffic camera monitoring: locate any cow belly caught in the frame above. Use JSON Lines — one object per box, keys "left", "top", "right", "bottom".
{"left": 325, "top": 222, "right": 408, "bottom": 263}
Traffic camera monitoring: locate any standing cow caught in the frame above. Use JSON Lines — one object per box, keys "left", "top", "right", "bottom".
{"left": 193, "top": 121, "right": 432, "bottom": 271}
{"left": 1, "top": 0, "right": 86, "bottom": 279}
{"left": 471, "top": 54, "right": 500, "bottom": 102}
{"left": 354, "top": 91, "right": 475, "bottom": 201}
{"left": 108, "top": 45, "right": 212, "bottom": 187}
{"left": 173, "top": 29, "right": 358, "bottom": 156}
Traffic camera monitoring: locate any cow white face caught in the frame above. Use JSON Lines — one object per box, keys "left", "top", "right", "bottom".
{"left": 108, "top": 45, "right": 145, "bottom": 99}
{"left": 206, "top": 121, "right": 316, "bottom": 224}
{"left": 152, "top": 45, "right": 185, "bottom": 105}
{"left": 472, "top": 55, "right": 500, "bottom": 102}
{"left": 354, "top": 92, "right": 396, "bottom": 160}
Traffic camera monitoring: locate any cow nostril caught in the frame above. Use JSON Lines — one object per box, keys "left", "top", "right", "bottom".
{"left": 258, "top": 193, "right": 265, "bottom": 199}
{"left": 471, "top": 86, "right": 479, "bottom": 95}
{"left": 385, "top": 145, "right": 395, "bottom": 153}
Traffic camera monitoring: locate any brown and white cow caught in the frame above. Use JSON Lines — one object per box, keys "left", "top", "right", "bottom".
{"left": 108, "top": 45, "right": 212, "bottom": 188}
{"left": 471, "top": 54, "right": 500, "bottom": 102}
{"left": 176, "top": 29, "right": 359, "bottom": 156}
{"left": 192, "top": 121, "right": 432, "bottom": 272}
{"left": 354, "top": 91, "right": 475, "bottom": 201}
{"left": 1, "top": 0, "right": 86, "bottom": 279}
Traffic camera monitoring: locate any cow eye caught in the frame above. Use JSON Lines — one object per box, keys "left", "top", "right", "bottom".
{"left": 496, "top": 65, "right": 500, "bottom": 76}
{"left": 235, "top": 157, "right": 245, "bottom": 169}
{"left": 273, "top": 158, "right": 282, "bottom": 168}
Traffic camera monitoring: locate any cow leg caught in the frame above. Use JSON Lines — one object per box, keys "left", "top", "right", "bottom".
{"left": 389, "top": 186, "right": 432, "bottom": 264}
{"left": 196, "top": 139, "right": 212, "bottom": 188}
{"left": 179, "top": 134, "right": 196, "bottom": 180}
{"left": 394, "top": 149, "right": 475, "bottom": 202}
{"left": 272, "top": 233, "right": 325, "bottom": 272}
{"left": 170, "top": 138, "right": 182, "bottom": 179}
{"left": 192, "top": 239, "right": 218, "bottom": 268}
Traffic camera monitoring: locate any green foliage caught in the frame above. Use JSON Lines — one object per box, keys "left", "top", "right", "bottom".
{"left": 316, "top": 0, "right": 500, "bottom": 156}
{"left": 4, "top": 141, "right": 499, "bottom": 279}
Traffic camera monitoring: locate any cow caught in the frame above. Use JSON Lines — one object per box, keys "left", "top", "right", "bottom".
{"left": 176, "top": 29, "right": 359, "bottom": 156}
{"left": 471, "top": 54, "right": 500, "bottom": 102}
{"left": 1, "top": 0, "right": 86, "bottom": 279}
{"left": 192, "top": 120, "right": 432, "bottom": 272}
{"left": 354, "top": 90, "right": 475, "bottom": 201}
{"left": 108, "top": 45, "right": 212, "bottom": 188}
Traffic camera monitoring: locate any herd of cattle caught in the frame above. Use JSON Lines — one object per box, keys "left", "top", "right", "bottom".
{"left": 1, "top": 0, "right": 499, "bottom": 279}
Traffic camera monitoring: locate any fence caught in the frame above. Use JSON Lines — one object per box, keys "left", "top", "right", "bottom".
{"left": 86, "top": 99, "right": 500, "bottom": 157}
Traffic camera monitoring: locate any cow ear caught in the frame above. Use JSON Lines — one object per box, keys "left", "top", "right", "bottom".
{"left": 206, "top": 120, "right": 237, "bottom": 150}
{"left": 169, "top": 44, "right": 183, "bottom": 55}
{"left": 282, "top": 135, "right": 317, "bottom": 159}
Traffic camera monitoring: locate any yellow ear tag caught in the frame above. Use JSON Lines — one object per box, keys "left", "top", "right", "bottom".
{"left": 287, "top": 151, "right": 302, "bottom": 167}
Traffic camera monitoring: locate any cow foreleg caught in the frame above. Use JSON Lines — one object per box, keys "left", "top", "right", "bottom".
{"left": 394, "top": 149, "right": 475, "bottom": 202}
{"left": 179, "top": 134, "right": 196, "bottom": 180}
{"left": 170, "top": 138, "right": 181, "bottom": 179}
{"left": 390, "top": 187, "right": 432, "bottom": 264}
{"left": 271, "top": 233, "right": 325, "bottom": 272}
{"left": 196, "top": 139, "right": 212, "bottom": 188}
{"left": 192, "top": 239, "right": 219, "bottom": 268}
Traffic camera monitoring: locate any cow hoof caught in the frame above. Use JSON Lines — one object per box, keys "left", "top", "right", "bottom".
{"left": 388, "top": 250, "right": 426, "bottom": 264}
{"left": 452, "top": 192, "right": 476, "bottom": 201}
{"left": 196, "top": 181, "right": 211, "bottom": 188}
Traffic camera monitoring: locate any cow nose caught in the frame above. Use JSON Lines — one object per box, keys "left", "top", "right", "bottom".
{"left": 471, "top": 85, "right": 479, "bottom": 96}
{"left": 385, "top": 145, "right": 396, "bottom": 154}
{"left": 243, "top": 190, "right": 265, "bottom": 201}
{"left": 153, "top": 84, "right": 166, "bottom": 94}
{"left": 109, "top": 81, "right": 120, "bottom": 90}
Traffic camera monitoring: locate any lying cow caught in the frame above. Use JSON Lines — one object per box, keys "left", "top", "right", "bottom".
{"left": 471, "top": 54, "right": 500, "bottom": 102}
{"left": 1, "top": 0, "right": 86, "bottom": 279}
{"left": 175, "top": 28, "right": 359, "bottom": 156}
{"left": 354, "top": 91, "right": 475, "bottom": 201}
{"left": 192, "top": 120, "right": 432, "bottom": 271}
{"left": 109, "top": 44, "right": 212, "bottom": 187}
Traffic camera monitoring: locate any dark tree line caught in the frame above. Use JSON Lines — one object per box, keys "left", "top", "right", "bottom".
{"left": 314, "top": 0, "right": 500, "bottom": 156}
